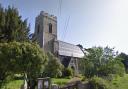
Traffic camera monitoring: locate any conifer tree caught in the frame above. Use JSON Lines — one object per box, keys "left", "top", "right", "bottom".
{"left": 0, "top": 5, "right": 30, "bottom": 42}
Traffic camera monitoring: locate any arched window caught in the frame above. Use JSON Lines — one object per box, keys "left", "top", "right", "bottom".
{"left": 49, "top": 23, "right": 52, "bottom": 33}
{"left": 37, "top": 25, "right": 40, "bottom": 34}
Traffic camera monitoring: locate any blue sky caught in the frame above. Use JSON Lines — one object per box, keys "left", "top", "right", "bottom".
{"left": 1, "top": 0, "right": 128, "bottom": 53}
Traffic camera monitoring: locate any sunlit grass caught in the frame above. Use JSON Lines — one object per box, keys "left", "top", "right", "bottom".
{"left": 2, "top": 78, "right": 70, "bottom": 89}
{"left": 2, "top": 80, "right": 23, "bottom": 89}
{"left": 111, "top": 74, "right": 128, "bottom": 89}
{"left": 2, "top": 74, "right": 128, "bottom": 89}
{"left": 52, "top": 78, "right": 70, "bottom": 86}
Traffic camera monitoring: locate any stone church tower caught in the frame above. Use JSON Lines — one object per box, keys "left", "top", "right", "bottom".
{"left": 33, "top": 11, "right": 85, "bottom": 74}
{"left": 34, "top": 11, "right": 58, "bottom": 53}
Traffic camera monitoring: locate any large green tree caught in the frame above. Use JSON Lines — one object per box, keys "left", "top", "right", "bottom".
{"left": 0, "top": 42, "right": 47, "bottom": 88}
{"left": 0, "top": 5, "right": 30, "bottom": 42}
{"left": 82, "top": 46, "right": 125, "bottom": 78}
{"left": 0, "top": 4, "right": 45, "bottom": 89}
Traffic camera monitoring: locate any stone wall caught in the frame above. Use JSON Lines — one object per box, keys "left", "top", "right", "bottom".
{"left": 34, "top": 11, "right": 57, "bottom": 53}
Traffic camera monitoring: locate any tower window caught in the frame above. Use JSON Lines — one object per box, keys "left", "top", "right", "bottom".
{"left": 49, "top": 23, "right": 52, "bottom": 33}
{"left": 37, "top": 25, "right": 40, "bottom": 34}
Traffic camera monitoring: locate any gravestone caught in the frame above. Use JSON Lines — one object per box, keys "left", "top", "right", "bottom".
{"left": 38, "top": 77, "right": 51, "bottom": 89}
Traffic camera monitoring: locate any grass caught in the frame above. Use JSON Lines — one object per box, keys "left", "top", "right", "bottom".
{"left": 1, "top": 80, "right": 23, "bottom": 89}
{"left": 3, "top": 74, "right": 128, "bottom": 89}
{"left": 110, "top": 74, "right": 128, "bottom": 89}
{"left": 51, "top": 76, "right": 83, "bottom": 86}
{"left": 52, "top": 78, "right": 70, "bottom": 86}
{"left": 82, "top": 74, "right": 128, "bottom": 89}
{"left": 1, "top": 78, "right": 70, "bottom": 89}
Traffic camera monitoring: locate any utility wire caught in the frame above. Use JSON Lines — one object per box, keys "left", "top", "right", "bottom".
{"left": 58, "top": 0, "right": 70, "bottom": 41}
{"left": 58, "top": 0, "right": 62, "bottom": 16}
{"left": 58, "top": 0, "right": 64, "bottom": 40}
{"left": 61, "top": 18, "right": 67, "bottom": 40}
{"left": 62, "top": 16, "right": 70, "bottom": 41}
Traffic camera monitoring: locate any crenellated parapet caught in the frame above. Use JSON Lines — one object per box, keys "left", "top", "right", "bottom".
{"left": 36, "top": 11, "right": 57, "bottom": 22}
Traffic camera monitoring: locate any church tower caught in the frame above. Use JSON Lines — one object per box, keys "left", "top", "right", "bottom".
{"left": 34, "top": 11, "right": 57, "bottom": 53}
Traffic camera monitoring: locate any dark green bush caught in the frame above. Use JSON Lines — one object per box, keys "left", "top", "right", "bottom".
{"left": 87, "top": 77, "right": 109, "bottom": 89}
{"left": 43, "top": 52, "right": 63, "bottom": 78}
{"left": 62, "top": 67, "right": 73, "bottom": 77}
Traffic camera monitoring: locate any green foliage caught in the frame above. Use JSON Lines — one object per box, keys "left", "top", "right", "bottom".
{"left": 0, "top": 4, "right": 30, "bottom": 42}
{"left": 87, "top": 77, "right": 109, "bottom": 89}
{"left": 98, "top": 59, "right": 125, "bottom": 78}
{"left": 0, "top": 42, "right": 47, "bottom": 87}
{"left": 62, "top": 67, "right": 73, "bottom": 77}
{"left": 82, "top": 60, "right": 96, "bottom": 78}
{"left": 82, "top": 46, "right": 125, "bottom": 79}
{"left": 0, "top": 5, "right": 47, "bottom": 88}
{"left": 43, "top": 52, "right": 63, "bottom": 78}
{"left": 117, "top": 53, "right": 128, "bottom": 73}
{"left": 83, "top": 47, "right": 105, "bottom": 78}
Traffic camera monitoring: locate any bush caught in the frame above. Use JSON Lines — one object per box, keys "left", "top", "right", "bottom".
{"left": 62, "top": 67, "right": 73, "bottom": 77}
{"left": 43, "top": 52, "right": 63, "bottom": 78}
{"left": 87, "top": 77, "right": 109, "bottom": 89}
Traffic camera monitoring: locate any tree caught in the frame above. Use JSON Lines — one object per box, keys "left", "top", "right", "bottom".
{"left": 82, "top": 46, "right": 125, "bottom": 78}
{"left": 117, "top": 53, "right": 128, "bottom": 73}
{"left": 0, "top": 42, "right": 47, "bottom": 88}
{"left": 43, "top": 52, "right": 63, "bottom": 78}
{"left": 98, "top": 58, "right": 125, "bottom": 77}
{"left": 0, "top": 5, "right": 30, "bottom": 42}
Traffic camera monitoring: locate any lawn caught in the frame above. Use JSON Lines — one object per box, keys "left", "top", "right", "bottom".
{"left": 1, "top": 80, "right": 23, "bottom": 89}
{"left": 1, "top": 78, "right": 70, "bottom": 89}
{"left": 52, "top": 78, "right": 70, "bottom": 86}
{"left": 110, "top": 74, "right": 128, "bottom": 89}
{"left": 2, "top": 75, "right": 128, "bottom": 89}
{"left": 52, "top": 76, "right": 82, "bottom": 86}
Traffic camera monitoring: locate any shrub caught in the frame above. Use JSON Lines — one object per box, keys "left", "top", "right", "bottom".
{"left": 62, "top": 67, "right": 73, "bottom": 77}
{"left": 87, "top": 77, "right": 109, "bottom": 89}
{"left": 43, "top": 52, "right": 63, "bottom": 78}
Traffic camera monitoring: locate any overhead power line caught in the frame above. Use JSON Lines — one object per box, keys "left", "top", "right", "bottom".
{"left": 58, "top": 0, "right": 62, "bottom": 16}
{"left": 62, "top": 16, "right": 70, "bottom": 41}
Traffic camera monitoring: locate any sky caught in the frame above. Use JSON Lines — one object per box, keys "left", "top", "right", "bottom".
{"left": 0, "top": 0, "right": 128, "bottom": 53}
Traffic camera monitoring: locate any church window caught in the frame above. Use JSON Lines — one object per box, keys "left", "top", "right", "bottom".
{"left": 37, "top": 25, "right": 40, "bottom": 34}
{"left": 49, "top": 23, "right": 52, "bottom": 33}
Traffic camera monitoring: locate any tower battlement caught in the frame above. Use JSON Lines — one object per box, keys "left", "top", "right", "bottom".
{"left": 37, "top": 11, "right": 57, "bottom": 21}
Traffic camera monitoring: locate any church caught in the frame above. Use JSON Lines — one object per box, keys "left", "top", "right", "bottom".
{"left": 32, "top": 11, "right": 85, "bottom": 74}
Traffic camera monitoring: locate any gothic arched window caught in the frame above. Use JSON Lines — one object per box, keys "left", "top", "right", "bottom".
{"left": 49, "top": 23, "right": 52, "bottom": 33}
